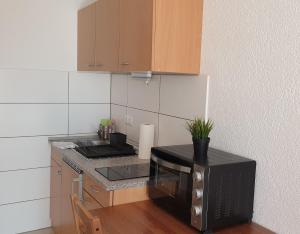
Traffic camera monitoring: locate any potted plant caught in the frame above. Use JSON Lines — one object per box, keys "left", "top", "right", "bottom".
{"left": 187, "top": 118, "right": 213, "bottom": 163}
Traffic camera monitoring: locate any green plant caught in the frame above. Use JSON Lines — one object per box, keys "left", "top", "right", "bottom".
{"left": 186, "top": 118, "right": 213, "bottom": 140}
{"left": 100, "top": 118, "right": 112, "bottom": 127}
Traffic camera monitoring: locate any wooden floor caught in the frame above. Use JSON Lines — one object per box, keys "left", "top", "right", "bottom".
{"left": 214, "top": 223, "right": 275, "bottom": 234}
{"left": 21, "top": 223, "right": 273, "bottom": 234}
{"left": 21, "top": 228, "right": 54, "bottom": 234}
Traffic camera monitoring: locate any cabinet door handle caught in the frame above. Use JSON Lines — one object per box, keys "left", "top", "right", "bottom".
{"left": 121, "top": 62, "right": 129, "bottom": 66}
{"left": 95, "top": 64, "right": 103, "bottom": 67}
{"left": 57, "top": 170, "right": 62, "bottom": 175}
{"left": 88, "top": 64, "right": 94, "bottom": 67}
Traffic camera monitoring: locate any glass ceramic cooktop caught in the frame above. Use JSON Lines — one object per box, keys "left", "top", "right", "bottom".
{"left": 95, "top": 163, "right": 150, "bottom": 181}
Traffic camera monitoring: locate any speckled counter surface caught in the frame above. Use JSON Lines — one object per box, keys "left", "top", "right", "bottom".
{"left": 48, "top": 134, "right": 100, "bottom": 143}
{"left": 49, "top": 135, "right": 150, "bottom": 191}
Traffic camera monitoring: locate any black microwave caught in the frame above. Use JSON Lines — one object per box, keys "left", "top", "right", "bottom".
{"left": 149, "top": 145, "right": 256, "bottom": 232}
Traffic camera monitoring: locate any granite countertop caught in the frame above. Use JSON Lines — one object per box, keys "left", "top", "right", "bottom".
{"left": 49, "top": 135, "right": 150, "bottom": 191}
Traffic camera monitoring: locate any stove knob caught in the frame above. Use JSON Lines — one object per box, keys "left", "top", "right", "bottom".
{"left": 193, "top": 206, "right": 202, "bottom": 216}
{"left": 194, "top": 189, "right": 203, "bottom": 199}
{"left": 194, "top": 172, "right": 202, "bottom": 182}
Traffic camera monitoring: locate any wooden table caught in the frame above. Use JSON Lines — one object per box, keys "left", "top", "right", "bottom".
{"left": 91, "top": 200, "right": 274, "bottom": 234}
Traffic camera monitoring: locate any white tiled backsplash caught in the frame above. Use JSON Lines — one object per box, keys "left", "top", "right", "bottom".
{"left": 69, "top": 103, "right": 110, "bottom": 134}
{"left": 69, "top": 72, "right": 111, "bottom": 104}
{"left": 0, "top": 69, "right": 110, "bottom": 233}
{"left": 160, "top": 75, "right": 208, "bottom": 120}
{"left": 126, "top": 107, "right": 159, "bottom": 144}
{"left": 158, "top": 114, "right": 192, "bottom": 146}
{"left": 111, "top": 74, "right": 128, "bottom": 106}
{"left": 0, "top": 70, "right": 68, "bottom": 103}
{"left": 0, "top": 167, "right": 50, "bottom": 206}
{"left": 0, "top": 137, "right": 51, "bottom": 171}
{"left": 127, "top": 75, "right": 160, "bottom": 112}
{"left": 111, "top": 74, "right": 209, "bottom": 146}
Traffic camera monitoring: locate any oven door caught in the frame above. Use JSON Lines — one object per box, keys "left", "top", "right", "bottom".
{"left": 149, "top": 155, "right": 193, "bottom": 223}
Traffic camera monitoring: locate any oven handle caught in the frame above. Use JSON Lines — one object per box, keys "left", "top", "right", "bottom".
{"left": 72, "top": 174, "right": 83, "bottom": 201}
{"left": 151, "top": 155, "right": 191, "bottom": 173}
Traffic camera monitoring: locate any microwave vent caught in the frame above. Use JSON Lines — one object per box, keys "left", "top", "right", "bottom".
{"left": 214, "top": 173, "right": 235, "bottom": 220}
{"left": 211, "top": 169, "right": 253, "bottom": 222}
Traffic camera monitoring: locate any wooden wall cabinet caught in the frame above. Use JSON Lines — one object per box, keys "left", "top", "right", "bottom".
{"left": 95, "top": 0, "right": 120, "bottom": 71}
{"left": 78, "top": 0, "right": 203, "bottom": 75}
{"left": 78, "top": 0, "right": 119, "bottom": 71}
{"left": 77, "top": 3, "right": 96, "bottom": 71}
{"left": 118, "top": 0, "right": 154, "bottom": 72}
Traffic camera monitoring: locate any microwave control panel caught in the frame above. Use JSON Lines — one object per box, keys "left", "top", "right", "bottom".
{"left": 191, "top": 164, "right": 206, "bottom": 231}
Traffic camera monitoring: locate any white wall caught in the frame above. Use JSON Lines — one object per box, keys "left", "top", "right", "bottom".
{"left": 200, "top": 0, "right": 300, "bottom": 233}
{"left": 0, "top": 1, "right": 109, "bottom": 233}
{"left": 0, "top": 0, "right": 96, "bottom": 71}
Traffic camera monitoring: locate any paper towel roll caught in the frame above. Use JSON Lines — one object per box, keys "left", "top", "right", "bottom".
{"left": 138, "top": 124, "right": 155, "bottom": 159}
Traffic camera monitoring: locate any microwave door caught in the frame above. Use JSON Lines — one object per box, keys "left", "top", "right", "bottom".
{"left": 149, "top": 155, "right": 193, "bottom": 222}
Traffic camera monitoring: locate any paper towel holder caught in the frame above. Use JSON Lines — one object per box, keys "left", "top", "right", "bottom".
{"left": 131, "top": 72, "right": 152, "bottom": 85}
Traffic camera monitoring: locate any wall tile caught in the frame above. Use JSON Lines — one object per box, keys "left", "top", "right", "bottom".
{"left": 126, "top": 108, "right": 159, "bottom": 144}
{"left": 69, "top": 72, "right": 111, "bottom": 103}
{"left": 111, "top": 104, "right": 127, "bottom": 134}
{"left": 0, "top": 137, "right": 51, "bottom": 171}
{"left": 0, "top": 168, "right": 50, "bottom": 205}
{"left": 158, "top": 114, "right": 192, "bottom": 146}
{"left": 0, "top": 104, "right": 68, "bottom": 137}
{"left": 69, "top": 104, "right": 110, "bottom": 134}
{"left": 111, "top": 74, "right": 128, "bottom": 106}
{"left": 160, "top": 74, "right": 208, "bottom": 119}
{"left": 127, "top": 75, "right": 160, "bottom": 112}
{"left": 0, "top": 198, "right": 50, "bottom": 234}
{"left": 0, "top": 69, "right": 68, "bottom": 103}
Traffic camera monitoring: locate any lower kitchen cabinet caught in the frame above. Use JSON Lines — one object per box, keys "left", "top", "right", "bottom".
{"left": 61, "top": 162, "right": 80, "bottom": 234}
{"left": 50, "top": 159, "right": 62, "bottom": 234}
{"left": 50, "top": 146, "right": 150, "bottom": 234}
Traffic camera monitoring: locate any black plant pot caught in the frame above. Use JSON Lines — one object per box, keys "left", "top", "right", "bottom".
{"left": 193, "top": 137, "right": 210, "bottom": 163}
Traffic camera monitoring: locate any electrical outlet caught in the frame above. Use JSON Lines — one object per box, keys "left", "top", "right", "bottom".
{"left": 126, "top": 115, "right": 134, "bottom": 126}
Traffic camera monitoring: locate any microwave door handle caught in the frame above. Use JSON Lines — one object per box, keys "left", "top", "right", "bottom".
{"left": 155, "top": 163, "right": 159, "bottom": 185}
{"left": 151, "top": 155, "right": 191, "bottom": 174}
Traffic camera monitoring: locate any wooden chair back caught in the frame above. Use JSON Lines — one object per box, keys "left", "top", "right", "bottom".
{"left": 71, "top": 194, "right": 103, "bottom": 234}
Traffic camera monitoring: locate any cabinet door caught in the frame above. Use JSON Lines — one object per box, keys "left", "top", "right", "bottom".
{"left": 78, "top": 3, "right": 96, "bottom": 71}
{"left": 82, "top": 190, "right": 103, "bottom": 210}
{"left": 61, "top": 163, "right": 80, "bottom": 234}
{"left": 50, "top": 160, "right": 62, "bottom": 234}
{"left": 119, "top": 0, "right": 154, "bottom": 72}
{"left": 95, "top": 0, "right": 119, "bottom": 71}
{"left": 84, "top": 175, "right": 113, "bottom": 207}
{"left": 153, "top": 0, "right": 203, "bottom": 74}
